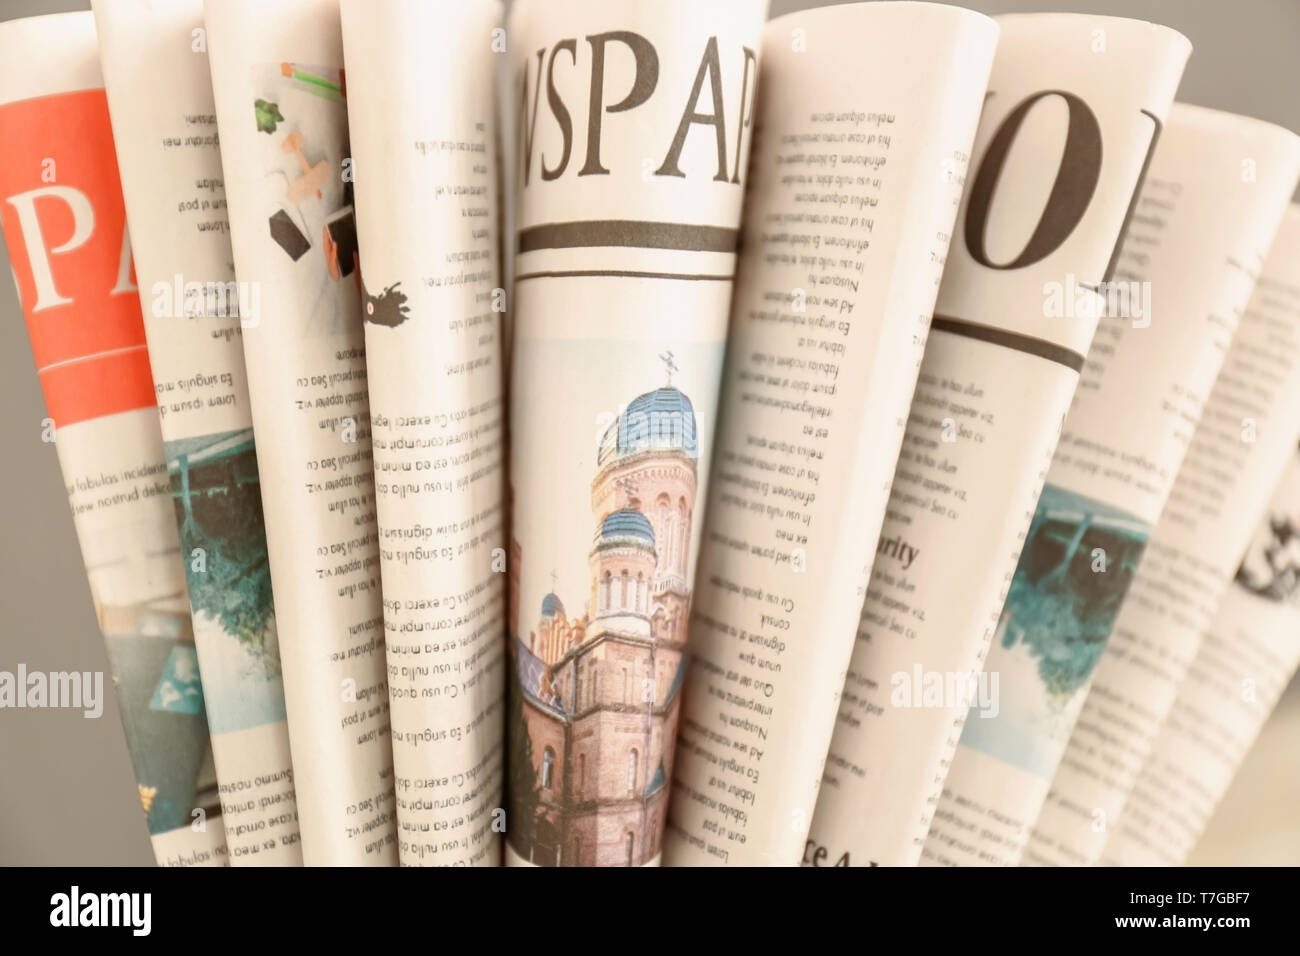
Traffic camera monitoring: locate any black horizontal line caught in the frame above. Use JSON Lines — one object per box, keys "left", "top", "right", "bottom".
{"left": 518, "top": 220, "right": 739, "bottom": 254}
{"left": 931, "top": 315, "right": 1085, "bottom": 372}
{"left": 515, "top": 269, "right": 733, "bottom": 283}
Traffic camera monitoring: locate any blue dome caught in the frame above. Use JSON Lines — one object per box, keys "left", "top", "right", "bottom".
{"left": 595, "top": 508, "right": 655, "bottom": 547}
{"left": 598, "top": 387, "right": 698, "bottom": 465}
{"left": 540, "top": 593, "right": 564, "bottom": 618}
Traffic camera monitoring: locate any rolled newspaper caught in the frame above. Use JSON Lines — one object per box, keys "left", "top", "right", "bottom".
{"left": 803, "top": 12, "right": 1190, "bottom": 868}
{"left": 91, "top": 0, "right": 304, "bottom": 866}
{"left": 203, "top": 0, "right": 398, "bottom": 864}
{"left": 0, "top": 11, "right": 225, "bottom": 867}
{"left": 340, "top": 0, "right": 506, "bottom": 866}
{"left": 924, "top": 101, "right": 1300, "bottom": 867}
{"left": 1104, "top": 444, "right": 1300, "bottom": 865}
{"left": 1028, "top": 203, "right": 1300, "bottom": 866}
{"left": 663, "top": 0, "right": 998, "bottom": 868}
{"left": 504, "top": 0, "right": 767, "bottom": 867}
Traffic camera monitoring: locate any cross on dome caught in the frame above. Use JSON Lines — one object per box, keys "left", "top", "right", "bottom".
{"left": 659, "top": 350, "right": 678, "bottom": 386}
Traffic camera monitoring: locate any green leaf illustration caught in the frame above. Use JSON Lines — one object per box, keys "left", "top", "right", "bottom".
{"left": 254, "top": 98, "right": 284, "bottom": 134}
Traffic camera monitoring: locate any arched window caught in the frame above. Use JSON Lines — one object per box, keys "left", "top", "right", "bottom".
{"left": 677, "top": 499, "right": 689, "bottom": 572}
{"left": 600, "top": 572, "right": 610, "bottom": 611}
{"left": 622, "top": 667, "right": 630, "bottom": 704}
{"left": 656, "top": 496, "right": 671, "bottom": 569}
{"left": 572, "top": 834, "right": 582, "bottom": 867}
{"left": 627, "top": 748, "right": 639, "bottom": 795}
{"left": 637, "top": 573, "right": 645, "bottom": 612}
{"left": 661, "top": 514, "right": 674, "bottom": 573}
{"left": 541, "top": 747, "right": 555, "bottom": 790}
{"left": 625, "top": 832, "right": 635, "bottom": 867}
{"left": 578, "top": 753, "right": 586, "bottom": 795}
{"left": 620, "top": 570, "right": 629, "bottom": 608}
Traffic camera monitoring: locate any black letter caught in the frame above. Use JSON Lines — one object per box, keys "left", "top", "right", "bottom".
{"left": 517, "top": 49, "right": 545, "bottom": 187}
{"left": 964, "top": 90, "right": 1102, "bottom": 269}
{"left": 542, "top": 40, "right": 577, "bottom": 182}
{"left": 656, "top": 36, "right": 730, "bottom": 182}
{"left": 579, "top": 31, "right": 659, "bottom": 176}
{"left": 731, "top": 46, "right": 757, "bottom": 184}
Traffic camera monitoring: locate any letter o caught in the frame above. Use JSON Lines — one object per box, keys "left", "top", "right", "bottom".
{"left": 964, "top": 90, "right": 1102, "bottom": 270}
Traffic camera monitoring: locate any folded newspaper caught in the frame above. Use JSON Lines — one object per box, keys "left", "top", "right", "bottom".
{"left": 2, "top": 1, "right": 1299, "bottom": 869}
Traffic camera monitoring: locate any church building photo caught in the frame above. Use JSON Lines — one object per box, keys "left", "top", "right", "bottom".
{"left": 507, "top": 375, "right": 700, "bottom": 866}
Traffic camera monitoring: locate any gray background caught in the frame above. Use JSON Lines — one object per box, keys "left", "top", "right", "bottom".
{"left": 1, "top": 0, "right": 1297, "bottom": 866}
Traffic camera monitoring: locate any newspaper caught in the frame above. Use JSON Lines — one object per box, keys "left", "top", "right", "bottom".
{"left": 804, "top": 12, "right": 1191, "bottom": 867}
{"left": 1028, "top": 200, "right": 1300, "bottom": 866}
{"left": 93, "top": 0, "right": 304, "bottom": 867}
{"left": 663, "top": 0, "right": 998, "bottom": 868}
{"left": 1105, "top": 442, "right": 1300, "bottom": 865}
{"left": 923, "top": 100, "right": 1300, "bottom": 867}
{"left": 203, "top": 0, "right": 397, "bottom": 864}
{"left": 340, "top": 0, "right": 505, "bottom": 866}
{"left": 1100, "top": 210, "right": 1300, "bottom": 866}
{"left": 0, "top": 11, "right": 226, "bottom": 867}
{"left": 504, "top": 0, "right": 767, "bottom": 867}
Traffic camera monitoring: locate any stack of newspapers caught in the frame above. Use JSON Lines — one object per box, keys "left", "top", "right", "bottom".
{"left": 2, "top": 0, "right": 1299, "bottom": 868}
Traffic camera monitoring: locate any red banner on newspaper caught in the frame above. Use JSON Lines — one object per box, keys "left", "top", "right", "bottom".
{"left": 0, "top": 88, "right": 155, "bottom": 427}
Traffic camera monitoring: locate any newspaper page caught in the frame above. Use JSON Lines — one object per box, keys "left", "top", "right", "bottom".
{"left": 504, "top": 0, "right": 767, "bottom": 867}
{"left": 0, "top": 11, "right": 226, "bottom": 867}
{"left": 804, "top": 13, "right": 1191, "bottom": 868}
{"left": 1101, "top": 213, "right": 1300, "bottom": 867}
{"left": 1104, "top": 444, "right": 1300, "bottom": 866}
{"left": 1028, "top": 199, "right": 1300, "bottom": 867}
{"left": 92, "top": 0, "right": 305, "bottom": 866}
{"left": 204, "top": 0, "right": 397, "bottom": 864}
{"left": 923, "top": 100, "right": 1300, "bottom": 867}
{"left": 662, "top": 1, "right": 997, "bottom": 868}
{"left": 340, "top": 0, "right": 505, "bottom": 867}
